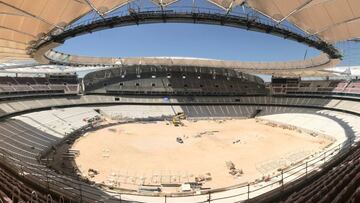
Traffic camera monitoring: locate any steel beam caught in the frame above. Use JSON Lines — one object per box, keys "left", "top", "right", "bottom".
{"left": 37, "top": 11, "right": 340, "bottom": 59}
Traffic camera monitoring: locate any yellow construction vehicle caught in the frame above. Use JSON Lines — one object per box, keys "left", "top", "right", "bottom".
{"left": 175, "top": 112, "right": 186, "bottom": 119}
{"left": 172, "top": 116, "right": 183, "bottom": 126}
{"left": 172, "top": 112, "right": 186, "bottom": 126}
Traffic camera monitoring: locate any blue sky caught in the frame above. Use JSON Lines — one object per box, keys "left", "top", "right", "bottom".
{"left": 55, "top": 0, "right": 360, "bottom": 65}
{"left": 57, "top": 23, "right": 319, "bottom": 62}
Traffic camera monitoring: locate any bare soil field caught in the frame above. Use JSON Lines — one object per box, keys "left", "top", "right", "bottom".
{"left": 71, "top": 119, "right": 331, "bottom": 192}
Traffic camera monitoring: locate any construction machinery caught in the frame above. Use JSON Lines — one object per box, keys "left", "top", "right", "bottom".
{"left": 172, "top": 112, "right": 186, "bottom": 126}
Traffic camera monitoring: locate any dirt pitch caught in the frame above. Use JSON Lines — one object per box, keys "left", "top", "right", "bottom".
{"left": 71, "top": 119, "right": 331, "bottom": 192}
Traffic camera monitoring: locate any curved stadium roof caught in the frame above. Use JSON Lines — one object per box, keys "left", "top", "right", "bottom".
{"left": 0, "top": 0, "right": 359, "bottom": 64}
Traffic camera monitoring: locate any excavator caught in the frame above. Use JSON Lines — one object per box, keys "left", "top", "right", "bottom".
{"left": 172, "top": 112, "right": 186, "bottom": 126}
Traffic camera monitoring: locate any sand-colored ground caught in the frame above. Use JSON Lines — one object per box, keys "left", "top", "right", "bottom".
{"left": 72, "top": 119, "right": 331, "bottom": 192}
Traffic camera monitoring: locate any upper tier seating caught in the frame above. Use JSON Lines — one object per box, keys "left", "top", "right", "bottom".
{"left": 270, "top": 79, "right": 360, "bottom": 97}
{"left": 0, "top": 76, "right": 79, "bottom": 98}
{"left": 83, "top": 65, "right": 267, "bottom": 96}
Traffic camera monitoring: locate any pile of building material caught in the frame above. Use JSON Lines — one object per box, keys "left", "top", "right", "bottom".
{"left": 194, "top": 172, "right": 212, "bottom": 183}
{"left": 226, "top": 161, "right": 243, "bottom": 178}
{"left": 88, "top": 168, "right": 99, "bottom": 178}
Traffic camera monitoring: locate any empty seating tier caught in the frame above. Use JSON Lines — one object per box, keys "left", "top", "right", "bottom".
{"left": 83, "top": 65, "right": 267, "bottom": 96}
{"left": 269, "top": 79, "right": 360, "bottom": 97}
{"left": 0, "top": 75, "right": 79, "bottom": 99}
